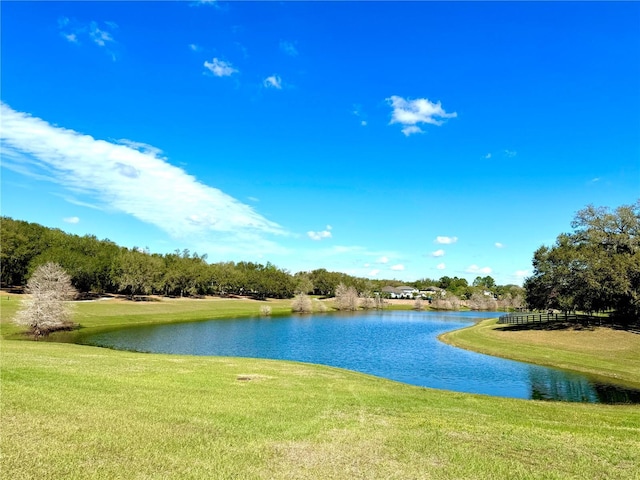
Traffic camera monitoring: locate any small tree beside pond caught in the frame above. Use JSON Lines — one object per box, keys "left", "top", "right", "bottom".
{"left": 15, "top": 262, "right": 77, "bottom": 339}
{"left": 334, "top": 283, "right": 359, "bottom": 311}
{"left": 291, "top": 293, "right": 313, "bottom": 313}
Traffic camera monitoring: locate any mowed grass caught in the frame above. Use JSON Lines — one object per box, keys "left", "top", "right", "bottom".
{"left": 2, "top": 296, "right": 640, "bottom": 479}
{"left": 440, "top": 318, "right": 640, "bottom": 389}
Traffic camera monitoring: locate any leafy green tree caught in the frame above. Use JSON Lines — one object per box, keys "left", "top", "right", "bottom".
{"left": 525, "top": 201, "right": 640, "bottom": 320}
{"left": 113, "top": 249, "right": 165, "bottom": 297}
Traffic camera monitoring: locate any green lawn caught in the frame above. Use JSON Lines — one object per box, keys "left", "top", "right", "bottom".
{"left": 440, "top": 318, "right": 640, "bottom": 389}
{"left": 2, "top": 296, "right": 640, "bottom": 479}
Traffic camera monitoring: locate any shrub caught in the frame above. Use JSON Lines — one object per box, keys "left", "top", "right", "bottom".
{"left": 291, "top": 293, "right": 313, "bottom": 313}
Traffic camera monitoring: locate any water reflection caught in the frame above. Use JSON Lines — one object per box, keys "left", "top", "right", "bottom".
{"left": 80, "top": 310, "right": 640, "bottom": 404}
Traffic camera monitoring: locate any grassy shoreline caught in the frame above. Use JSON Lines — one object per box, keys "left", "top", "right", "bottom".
{"left": 440, "top": 318, "right": 640, "bottom": 389}
{"left": 2, "top": 296, "right": 640, "bottom": 478}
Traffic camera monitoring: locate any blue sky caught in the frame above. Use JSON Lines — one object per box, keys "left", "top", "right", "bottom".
{"left": 1, "top": 1, "right": 639, "bottom": 286}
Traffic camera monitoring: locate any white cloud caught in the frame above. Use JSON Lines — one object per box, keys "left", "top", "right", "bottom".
{"left": 279, "top": 40, "right": 298, "bottom": 57}
{"left": 115, "top": 139, "right": 164, "bottom": 157}
{"left": 436, "top": 263, "right": 446, "bottom": 270}
{"left": 361, "top": 120, "right": 367, "bottom": 127}
{"left": 263, "top": 75, "right": 282, "bottom": 89}
{"left": 58, "top": 18, "right": 118, "bottom": 60}
{"left": 0, "top": 103, "right": 286, "bottom": 250}
{"left": 514, "top": 269, "right": 530, "bottom": 278}
{"left": 369, "top": 269, "right": 380, "bottom": 276}
{"left": 504, "top": 149, "right": 517, "bottom": 158}
{"left": 435, "top": 236, "right": 458, "bottom": 245}
{"left": 484, "top": 153, "right": 492, "bottom": 159}
{"left": 401, "top": 125, "right": 423, "bottom": 137}
{"left": 204, "top": 58, "right": 238, "bottom": 77}
{"left": 63, "top": 33, "right": 78, "bottom": 44}
{"left": 189, "top": 43, "right": 201, "bottom": 52}
{"left": 307, "top": 225, "right": 332, "bottom": 241}
{"left": 387, "top": 96, "right": 457, "bottom": 136}
{"left": 377, "top": 256, "right": 389, "bottom": 264}
{"left": 495, "top": 242, "right": 504, "bottom": 248}
{"left": 466, "top": 265, "right": 493, "bottom": 275}
{"left": 89, "top": 21, "right": 115, "bottom": 47}
{"left": 431, "top": 249, "right": 445, "bottom": 257}
{"left": 63, "top": 216, "right": 80, "bottom": 224}
{"left": 390, "top": 264, "right": 405, "bottom": 271}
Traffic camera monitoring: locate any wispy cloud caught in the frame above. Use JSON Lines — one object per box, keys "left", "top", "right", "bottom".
{"left": 390, "top": 264, "right": 405, "bottom": 271}
{"left": 189, "top": 43, "right": 202, "bottom": 52}
{"left": 401, "top": 126, "right": 423, "bottom": 137}
{"left": 58, "top": 17, "right": 119, "bottom": 60}
{"left": 63, "top": 216, "right": 80, "bottom": 224}
{"left": 352, "top": 105, "right": 368, "bottom": 127}
{"left": 387, "top": 96, "right": 457, "bottom": 136}
{"left": 377, "top": 256, "right": 389, "bottom": 264}
{"left": 494, "top": 242, "right": 504, "bottom": 248}
{"left": 204, "top": 58, "right": 238, "bottom": 77}
{"left": 190, "top": 0, "right": 223, "bottom": 8}
{"left": 436, "top": 263, "right": 446, "bottom": 270}
{"left": 431, "top": 249, "right": 445, "bottom": 257}
{"left": 369, "top": 269, "right": 380, "bottom": 276}
{"left": 279, "top": 40, "right": 298, "bottom": 57}
{"left": 263, "top": 75, "right": 282, "bottom": 89}
{"left": 504, "top": 149, "right": 517, "bottom": 158}
{"left": 307, "top": 225, "right": 332, "bottom": 241}
{"left": 435, "top": 236, "right": 458, "bottom": 245}
{"left": 115, "top": 139, "right": 164, "bottom": 158}
{"left": 0, "top": 103, "right": 286, "bottom": 252}
{"left": 89, "top": 21, "right": 115, "bottom": 47}
{"left": 466, "top": 265, "right": 492, "bottom": 275}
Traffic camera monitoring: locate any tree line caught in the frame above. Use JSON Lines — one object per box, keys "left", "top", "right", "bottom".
{"left": 524, "top": 201, "right": 639, "bottom": 323}
{"left": 1, "top": 217, "right": 523, "bottom": 304}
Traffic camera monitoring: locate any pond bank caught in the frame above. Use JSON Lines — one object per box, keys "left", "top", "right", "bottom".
{"left": 440, "top": 317, "right": 640, "bottom": 389}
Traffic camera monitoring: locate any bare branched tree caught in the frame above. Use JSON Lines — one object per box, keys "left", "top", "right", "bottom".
{"left": 359, "top": 290, "right": 375, "bottom": 310}
{"left": 291, "top": 293, "right": 313, "bottom": 313}
{"left": 334, "top": 283, "right": 359, "bottom": 311}
{"left": 15, "top": 262, "right": 77, "bottom": 339}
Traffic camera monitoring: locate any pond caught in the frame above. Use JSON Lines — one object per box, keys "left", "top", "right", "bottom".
{"left": 80, "top": 310, "right": 640, "bottom": 404}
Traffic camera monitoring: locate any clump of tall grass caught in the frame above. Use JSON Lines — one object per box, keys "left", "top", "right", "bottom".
{"left": 260, "top": 305, "right": 272, "bottom": 316}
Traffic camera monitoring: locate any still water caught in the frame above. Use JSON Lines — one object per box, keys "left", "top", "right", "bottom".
{"left": 81, "top": 310, "right": 640, "bottom": 404}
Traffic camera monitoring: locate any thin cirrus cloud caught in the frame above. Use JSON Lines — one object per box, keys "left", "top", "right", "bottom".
{"left": 0, "top": 103, "right": 287, "bottom": 251}
{"left": 431, "top": 249, "right": 445, "bottom": 257}
{"left": 390, "top": 264, "right": 405, "bottom": 271}
{"left": 307, "top": 225, "right": 332, "bottom": 241}
{"left": 204, "top": 58, "right": 238, "bottom": 77}
{"left": 435, "top": 236, "right": 458, "bottom": 245}
{"left": 58, "top": 17, "right": 118, "bottom": 60}
{"left": 63, "top": 216, "right": 80, "bottom": 224}
{"left": 387, "top": 96, "right": 457, "bottom": 136}
{"left": 495, "top": 242, "right": 505, "bottom": 248}
{"left": 263, "top": 75, "right": 282, "bottom": 89}
{"left": 279, "top": 40, "right": 298, "bottom": 57}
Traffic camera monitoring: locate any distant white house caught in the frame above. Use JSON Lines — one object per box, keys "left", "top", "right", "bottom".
{"left": 381, "top": 285, "right": 419, "bottom": 299}
{"left": 421, "top": 286, "right": 446, "bottom": 298}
